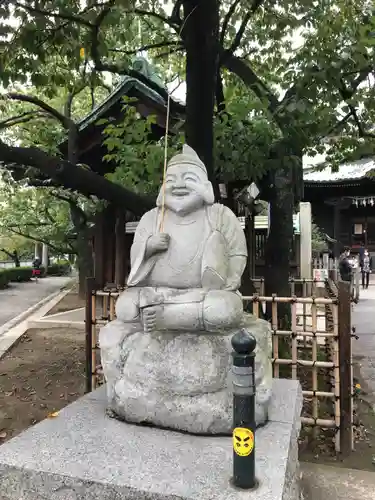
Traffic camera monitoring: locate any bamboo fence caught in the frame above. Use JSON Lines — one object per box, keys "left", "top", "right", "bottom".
{"left": 85, "top": 276, "right": 353, "bottom": 454}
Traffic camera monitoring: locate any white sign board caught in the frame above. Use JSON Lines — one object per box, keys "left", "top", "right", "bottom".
{"left": 313, "top": 268, "right": 328, "bottom": 287}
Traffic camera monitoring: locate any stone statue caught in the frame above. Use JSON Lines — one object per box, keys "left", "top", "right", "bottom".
{"left": 99, "top": 145, "right": 272, "bottom": 434}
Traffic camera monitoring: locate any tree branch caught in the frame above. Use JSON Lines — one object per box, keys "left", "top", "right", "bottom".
{"left": 346, "top": 103, "right": 375, "bottom": 139}
{"left": 223, "top": 54, "right": 280, "bottom": 116}
{"left": 0, "top": 248, "right": 14, "bottom": 259}
{"left": 0, "top": 111, "right": 47, "bottom": 130}
{"left": 52, "top": 192, "right": 88, "bottom": 224}
{"left": 130, "top": 8, "right": 180, "bottom": 29}
{"left": 0, "top": 139, "right": 155, "bottom": 215}
{"left": 220, "top": 0, "right": 241, "bottom": 46}
{"left": 108, "top": 40, "right": 182, "bottom": 56}
{"left": 323, "top": 111, "right": 352, "bottom": 138}
{"left": 11, "top": 1, "right": 93, "bottom": 27}
{"left": 64, "top": 82, "right": 88, "bottom": 119}
{"left": 227, "top": 0, "right": 264, "bottom": 54}
{"left": 90, "top": 1, "right": 127, "bottom": 75}
{"left": 3, "top": 93, "right": 72, "bottom": 129}
{"left": 90, "top": 8, "right": 180, "bottom": 104}
{"left": 337, "top": 76, "right": 375, "bottom": 139}
{"left": 27, "top": 178, "right": 62, "bottom": 189}
{"left": 5, "top": 227, "right": 73, "bottom": 254}
{"left": 281, "top": 64, "right": 373, "bottom": 110}
{"left": 155, "top": 46, "right": 185, "bottom": 59}
{"left": 171, "top": 0, "right": 183, "bottom": 24}
{"left": 43, "top": 206, "right": 57, "bottom": 225}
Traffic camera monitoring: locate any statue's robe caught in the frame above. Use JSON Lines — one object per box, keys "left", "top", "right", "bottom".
{"left": 127, "top": 204, "right": 248, "bottom": 306}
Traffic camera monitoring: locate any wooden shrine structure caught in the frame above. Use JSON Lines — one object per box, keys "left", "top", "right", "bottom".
{"left": 303, "top": 159, "right": 375, "bottom": 257}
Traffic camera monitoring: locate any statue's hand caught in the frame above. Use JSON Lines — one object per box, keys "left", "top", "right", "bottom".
{"left": 143, "top": 306, "right": 159, "bottom": 333}
{"left": 146, "top": 233, "right": 170, "bottom": 256}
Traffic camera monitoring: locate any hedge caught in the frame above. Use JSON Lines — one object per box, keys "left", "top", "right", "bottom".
{"left": 0, "top": 271, "right": 9, "bottom": 289}
{"left": 44, "top": 262, "right": 71, "bottom": 276}
{"left": 0, "top": 267, "right": 33, "bottom": 287}
{"left": 0, "top": 262, "right": 71, "bottom": 289}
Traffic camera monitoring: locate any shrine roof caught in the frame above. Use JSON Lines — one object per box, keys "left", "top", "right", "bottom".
{"left": 77, "top": 75, "right": 184, "bottom": 132}
{"left": 303, "top": 158, "right": 375, "bottom": 185}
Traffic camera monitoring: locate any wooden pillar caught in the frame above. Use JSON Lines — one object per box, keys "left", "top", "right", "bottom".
{"left": 299, "top": 202, "right": 312, "bottom": 279}
{"left": 246, "top": 213, "right": 255, "bottom": 279}
{"left": 104, "top": 210, "right": 116, "bottom": 285}
{"left": 115, "top": 211, "right": 127, "bottom": 287}
{"left": 338, "top": 280, "right": 353, "bottom": 455}
{"left": 333, "top": 204, "right": 341, "bottom": 258}
{"left": 125, "top": 233, "right": 134, "bottom": 281}
{"left": 93, "top": 214, "right": 105, "bottom": 288}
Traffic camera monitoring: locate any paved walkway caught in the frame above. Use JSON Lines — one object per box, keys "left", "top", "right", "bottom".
{"left": 0, "top": 276, "right": 73, "bottom": 328}
{"left": 302, "top": 281, "right": 375, "bottom": 499}
{"left": 301, "top": 463, "right": 375, "bottom": 499}
{"left": 352, "top": 278, "right": 375, "bottom": 395}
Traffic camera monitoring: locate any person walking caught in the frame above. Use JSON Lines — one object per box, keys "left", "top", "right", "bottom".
{"left": 360, "top": 248, "right": 372, "bottom": 289}
{"left": 32, "top": 257, "right": 42, "bottom": 283}
{"left": 339, "top": 247, "right": 352, "bottom": 282}
{"left": 358, "top": 242, "right": 365, "bottom": 263}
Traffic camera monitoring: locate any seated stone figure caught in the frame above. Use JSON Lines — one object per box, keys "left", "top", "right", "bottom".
{"left": 99, "top": 145, "right": 272, "bottom": 434}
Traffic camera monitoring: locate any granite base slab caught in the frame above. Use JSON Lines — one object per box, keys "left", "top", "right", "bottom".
{"left": 0, "top": 379, "right": 302, "bottom": 500}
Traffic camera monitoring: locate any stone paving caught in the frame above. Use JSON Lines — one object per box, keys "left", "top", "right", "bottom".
{"left": 301, "top": 462, "right": 375, "bottom": 500}
{"left": 352, "top": 277, "right": 375, "bottom": 396}
{"left": 0, "top": 276, "right": 73, "bottom": 328}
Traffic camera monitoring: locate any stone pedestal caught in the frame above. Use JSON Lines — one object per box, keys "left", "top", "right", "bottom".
{"left": 100, "top": 313, "right": 273, "bottom": 433}
{"left": 0, "top": 379, "right": 302, "bottom": 500}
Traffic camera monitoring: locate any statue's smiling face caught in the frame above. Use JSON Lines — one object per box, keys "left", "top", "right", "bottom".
{"left": 161, "top": 164, "right": 213, "bottom": 214}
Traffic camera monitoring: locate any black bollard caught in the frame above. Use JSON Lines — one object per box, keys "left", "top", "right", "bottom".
{"left": 231, "top": 328, "right": 257, "bottom": 489}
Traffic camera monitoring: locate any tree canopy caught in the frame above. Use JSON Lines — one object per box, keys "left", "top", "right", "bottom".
{"left": 1, "top": 1, "right": 374, "bottom": 195}
{"left": 1, "top": 0, "right": 375, "bottom": 295}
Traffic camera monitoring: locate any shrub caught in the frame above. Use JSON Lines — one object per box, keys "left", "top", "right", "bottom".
{"left": 0, "top": 261, "right": 70, "bottom": 288}
{"left": 3, "top": 267, "right": 33, "bottom": 283}
{"left": 0, "top": 266, "right": 33, "bottom": 287}
{"left": 46, "top": 261, "right": 71, "bottom": 276}
{"left": 0, "top": 270, "right": 10, "bottom": 289}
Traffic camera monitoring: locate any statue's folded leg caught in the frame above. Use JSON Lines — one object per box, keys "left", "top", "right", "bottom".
{"left": 99, "top": 287, "right": 142, "bottom": 402}
{"left": 115, "top": 287, "right": 142, "bottom": 322}
{"left": 203, "top": 290, "right": 243, "bottom": 331}
{"left": 153, "top": 289, "right": 243, "bottom": 332}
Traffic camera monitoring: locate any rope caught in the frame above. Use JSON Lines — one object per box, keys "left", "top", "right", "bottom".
{"left": 159, "top": 93, "right": 171, "bottom": 233}
{"left": 158, "top": 6, "right": 197, "bottom": 233}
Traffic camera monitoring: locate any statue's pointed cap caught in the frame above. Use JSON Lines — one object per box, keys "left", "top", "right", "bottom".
{"left": 167, "top": 144, "right": 207, "bottom": 174}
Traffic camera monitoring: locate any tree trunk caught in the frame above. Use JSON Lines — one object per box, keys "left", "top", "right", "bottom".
{"left": 264, "top": 180, "right": 294, "bottom": 296}
{"left": 13, "top": 251, "right": 20, "bottom": 268}
{"left": 76, "top": 228, "right": 94, "bottom": 299}
{"left": 183, "top": 0, "right": 220, "bottom": 198}
{"left": 240, "top": 214, "right": 266, "bottom": 320}
{"left": 0, "top": 249, "right": 20, "bottom": 267}
{"left": 69, "top": 203, "right": 93, "bottom": 299}
{"left": 264, "top": 141, "right": 301, "bottom": 325}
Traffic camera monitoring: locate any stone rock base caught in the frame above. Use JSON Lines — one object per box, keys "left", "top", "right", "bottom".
{"left": 100, "top": 313, "right": 273, "bottom": 434}
{"left": 0, "top": 379, "right": 302, "bottom": 500}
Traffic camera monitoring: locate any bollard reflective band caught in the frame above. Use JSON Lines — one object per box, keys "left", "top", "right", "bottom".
{"left": 233, "top": 427, "right": 254, "bottom": 456}
{"left": 232, "top": 365, "right": 254, "bottom": 395}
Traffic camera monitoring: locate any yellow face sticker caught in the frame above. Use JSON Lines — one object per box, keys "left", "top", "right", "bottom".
{"left": 233, "top": 427, "right": 254, "bottom": 456}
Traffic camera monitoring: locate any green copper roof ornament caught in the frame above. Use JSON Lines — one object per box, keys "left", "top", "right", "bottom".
{"left": 132, "top": 56, "right": 167, "bottom": 91}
